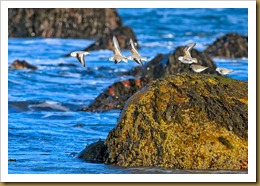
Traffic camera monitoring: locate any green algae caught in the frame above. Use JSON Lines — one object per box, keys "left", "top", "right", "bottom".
{"left": 105, "top": 74, "right": 248, "bottom": 169}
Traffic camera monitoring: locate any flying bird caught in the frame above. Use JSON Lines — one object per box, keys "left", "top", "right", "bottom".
{"left": 70, "top": 51, "right": 90, "bottom": 67}
{"left": 178, "top": 43, "right": 198, "bottom": 64}
{"left": 109, "top": 36, "right": 128, "bottom": 64}
{"left": 128, "top": 38, "right": 147, "bottom": 65}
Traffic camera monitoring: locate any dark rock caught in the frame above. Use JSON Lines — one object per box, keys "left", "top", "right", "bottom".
{"left": 105, "top": 73, "right": 248, "bottom": 169}
{"left": 204, "top": 32, "right": 248, "bottom": 58}
{"left": 9, "top": 59, "right": 37, "bottom": 70}
{"left": 77, "top": 140, "right": 107, "bottom": 163}
{"left": 8, "top": 8, "right": 122, "bottom": 38}
{"left": 84, "top": 26, "right": 137, "bottom": 51}
{"left": 127, "top": 47, "right": 218, "bottom": 80}
{"left": 82, "top": 77, "right": 149, "bottom": 112}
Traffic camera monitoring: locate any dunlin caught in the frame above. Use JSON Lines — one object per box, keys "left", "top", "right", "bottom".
{"left": 128, "top": 38, "right": 147, "bottom": 65}
{"left": 190, "top": 64, "right": 209, "bottom": 73}
{"left": 216, "top": 67, "right": 234, "bottom": 75}
{"left": 70, "top": 51, "right": 90, "bottom": 67}
{"left": 109, "top": 36, "right": 128, "bottom": 64}
{"left": 178, "top": 43, "right": 198, "bottom": 64}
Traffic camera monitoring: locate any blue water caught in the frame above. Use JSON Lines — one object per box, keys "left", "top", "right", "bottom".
{"left": 8, "top": 8, "right": 248, "bottom": 174}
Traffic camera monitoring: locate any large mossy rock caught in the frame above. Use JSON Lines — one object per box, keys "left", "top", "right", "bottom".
{"left": 8, "top": 8, "right": 122, "bottom": 38}
{"left": 204, "top": 32, "right": 248, "bottom": 58}
{"left": 105, "top": 74, "right": 248, "bottom": 169}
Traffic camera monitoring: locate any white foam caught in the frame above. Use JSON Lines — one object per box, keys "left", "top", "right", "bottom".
{"left": 28, "top": 101, "right": 71, "bottom": 112}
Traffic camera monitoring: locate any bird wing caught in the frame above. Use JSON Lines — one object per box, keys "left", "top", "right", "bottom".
{"left": 77, "top": 53, "right": 85, "bottom": 67}
{"left": 183, "top": 47, "right": 191, "bottom": 58}
{"left": 112, "top": 36, "right": 123, "bottom": 56}
{"left": 185, "top": 43, "right": 196, "bottom": 57}
{"left": 130, "top": 38, "right": 140, "bottom": 55}
{"left": 187, "top": 43, "right": 196, "bottom": 52}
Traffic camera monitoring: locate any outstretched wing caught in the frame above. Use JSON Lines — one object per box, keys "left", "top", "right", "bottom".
{"left": 112, "top": 36, "right": 122, "bottom": 56}
{"left": 187, "top": 43, "right": 196, "bottom": 52}
{"left": 77, "top": 53, "right": 85, "bottom": 67}
{"left": 129, "top": 38, "right": 140, "bottom": 55}
{"left": 184, "top": 43, "right": 196, "bottom": 58}
{"left": 183, "top": 47, "right": 191, "bottom": 58}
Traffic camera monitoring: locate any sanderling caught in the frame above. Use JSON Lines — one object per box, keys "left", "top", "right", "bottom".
{"left": 70, "top": 51, "right": 90, "bottom": 67}
{"left": 190, "top": 64, "right": 209, "bottom": 73}
{"left": 178, "top": 43, "right": 198, "bottom": 64}
{"left": 128, "top": 38, "right": 147, "bottom": 65}
{"left": 216, "top": 67, "right": 234, "bottom": 75}
{"left": 109, "top": 36, "right": 128, "bottom": 64}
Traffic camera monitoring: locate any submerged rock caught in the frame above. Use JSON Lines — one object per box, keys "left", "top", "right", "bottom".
{"left": 77, "top": 140, "right": 107, "bottom": 163}
{"left": 8, "top": 8, "right": 122, "bottom": 38}
{"left": 204, "top": 32, "right": 248, "bottom": 58}
{"left": 105, "top": 74, "right": 248, "bottom": 169}
{"left": 9, "top": 59, "right": 37, "bottom": 70}
{"left": 82, "top": 77, "right": 149, "bottom": 112}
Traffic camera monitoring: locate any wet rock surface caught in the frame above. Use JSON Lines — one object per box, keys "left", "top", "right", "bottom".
{"left": 82, "top": 77, "right": 149, "bottom": 112}
{"left": 104, "top": 74, "right": 248, "bottom": 169}
{"left": 77, "top": 140, "right": 107, "bottom": 163}
{"left": 204, "top": 32, "right": 248, "bottom": 58}
{"left": 9, "top": 59, "right": 37, "bottom": 70}
{"left": 8, "top": 8, "right": 122, "bottom": 38}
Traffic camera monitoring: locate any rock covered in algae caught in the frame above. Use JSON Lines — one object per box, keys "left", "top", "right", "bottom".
{"left": 105, "top": 74, "right": 248, "bottom": 169}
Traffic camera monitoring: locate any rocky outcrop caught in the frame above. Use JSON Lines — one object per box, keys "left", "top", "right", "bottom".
{"left": 204, "top": 33, "right": 248, "bottom": 58}
{"left": 82, "top": 77, "right": 149, "bottom": 112}
{"left": 127, "top": 46, "right": 218, "bottom": 80}
{"left": 8, "top": 8, "right": 122, "bottom": 38}
{"left": 104, "top": 74, "right": 248, "bottom": 169}
{"left": 77, "top": 140, "right": 107, "bottom": 163}
{"left": 9, "top": 59, "right": 37, "bottom": 70}
{"left": 9, "top": 8, "right": 137, "bottom": 51}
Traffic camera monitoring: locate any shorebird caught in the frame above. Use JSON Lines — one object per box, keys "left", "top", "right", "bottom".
{"left": 216, "top": 67, "right": 234, "bottom": 75}
{"left": 70, "top": 51, "right": 90, "bottom": 67}
{"left": 109, "top": 36, "right": 128, "bottom": 64}
{"left": 190, "top": 64, "right": 209, "bottom": 73}
{"left": 178, "top": 43, "right": 198, "bottom": 64}
{"left": 128, "top": 38, "right": 147, "bottom": 65}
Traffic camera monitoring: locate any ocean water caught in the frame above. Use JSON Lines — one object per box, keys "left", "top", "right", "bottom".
{"left": 8, "top": 8, "right": 248, "bottom": 174}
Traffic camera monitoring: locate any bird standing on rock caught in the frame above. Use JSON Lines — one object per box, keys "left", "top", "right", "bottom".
{"left": 128, "top": 38, "right": 147, "bottom": 65}
{"left": 178, "top": 43, "right": 198, "bottom": 64}
{"left": 70, "top": 51, "right": 90, "bottom": 67}
{"left": 109, "top": 36, "right": 128, "bottom": 64}
{"left": 190, "top": 64, "right": 209, "bottom": 73}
